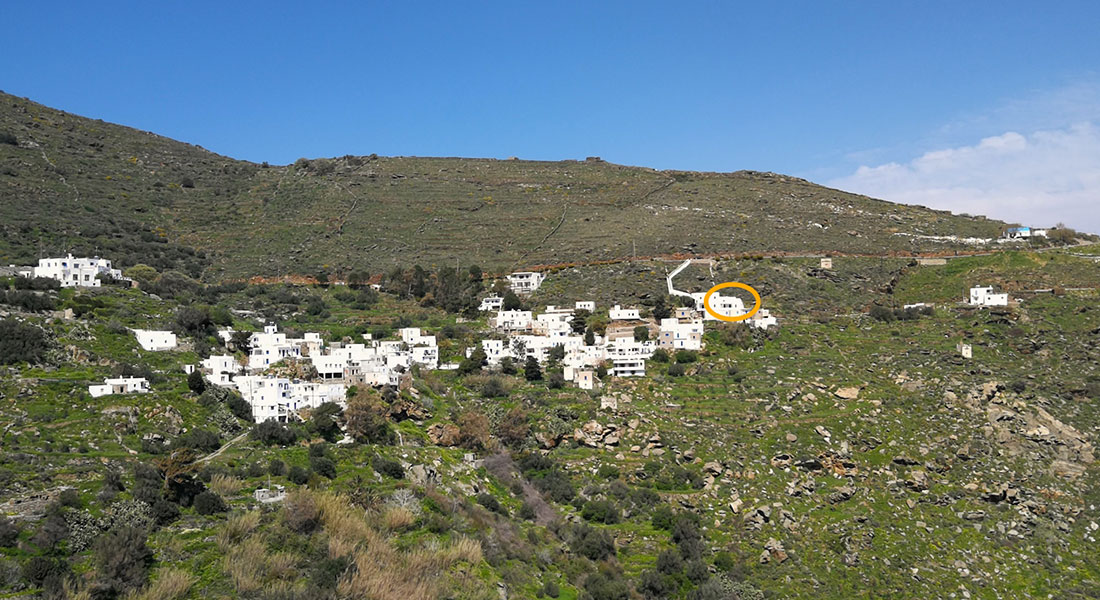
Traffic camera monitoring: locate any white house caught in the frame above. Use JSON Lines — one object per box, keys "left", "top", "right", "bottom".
{"left": 820, "top": 258, "right": 833, "bottom": 269}
{"left": 748, "top": 308, "right": 778, "bottom": 330}
{"left": 575, "top": 369, "right": 597, "bottom": 390}
{"left": 88, "top": 377, "right": 150, "bottom": 398}
{"left": 132, "top": 329, "right": 177, "bottom": 351}
{"left": 478, "top": 296, "right": 504, "bottom": 312}
{"left": 608, "top": 305, "right": 641, "bottom": 321}
{"left": 610, "top": 357, "right": 646, "bottom": 377}
{"left": 969, "top": 286, "right": 1009, "bottom": 307}
{"left": 507, "top": 272, "right": 545, "bottom": 294}
{"left": 491, "top": 310, "right": 533, "bottom": 331}
{"left": 34, "top": 254, "right": 124, "bottom": 288}
{"left": 202, "top": 354, "right": 239, "bottom": 386}
{"left": 658, "top": 318, "right": 704, "bottom": 351}
{"left": 700, "top": 294, "right": 747, "bottom": 321}
{"left": 575, "top": 301, "right": 596, "bottom": 312}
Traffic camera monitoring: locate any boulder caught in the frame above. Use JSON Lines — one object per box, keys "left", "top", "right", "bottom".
{"left": 427, "top": 423, "right": 460, "bottom": 447}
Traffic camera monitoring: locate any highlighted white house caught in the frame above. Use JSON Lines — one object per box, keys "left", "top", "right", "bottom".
{"left": 658, "top": 318, "right": 704, "bottom": 351}
{"left": 88, "top": 377, "right": 150, "bottom": 398}
{"left": 132, "top": 329, "right": 177, "bottom": 351}
{"left": 575, "top": 301, "right": 596, "bottom": 312}
{"left": 969, "top": 286, "right": 1009, "bottom": 307}
{"left": 507, "top": 272, "right": 545, "bottom": 294}
{"left": 33, "top": 254, "right": 125, "bottom": 288}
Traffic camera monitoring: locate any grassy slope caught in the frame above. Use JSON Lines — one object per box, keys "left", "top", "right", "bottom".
{"left": 0, "top": 92, "right": 1011, "bottom": 281}
{"left": 2, "top": 247, "right": 1098, "bottom": 599}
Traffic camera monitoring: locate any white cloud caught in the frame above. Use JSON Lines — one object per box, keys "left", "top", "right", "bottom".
{"left": 829, "top": 122, "right": 1100, "bottom": 233}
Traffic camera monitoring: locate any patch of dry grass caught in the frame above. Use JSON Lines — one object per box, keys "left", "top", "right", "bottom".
{"left": 216, "top": 510, "right": 262, "bottom": 551}
{"left": 208, "top": 474, "right": 245, "bottom": 496}
{"left": 124, "top": 568, "right": 195, "bottom": 600}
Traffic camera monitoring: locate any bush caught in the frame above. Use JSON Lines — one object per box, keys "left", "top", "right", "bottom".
{"left": 674, "top": 350, "right": 697, "bottom": 364}
{"left": 151, "top": 498, "right": 180, "bottom": 525}
{"left": 193, "top": 491, "right": 228, "bottom": 515}
{"left": 547, "top": 371, "right": 565, "bottom": 389}
{"left": 581, "top": 500, "right": 621, "bottom": 524}
{"left": 310, "top": 456, "right": 337, "bottom": 479}
{"left": 91, "top": 525, "right": 152, "bottom": 597}
{"left": 0, "top": 318, "right": 49, "bottom": 365}
{"left": 634, "top": 325, "right": 650, "bottom": 341}
{"left": 668, "top": 363, "right": 686, "bottom": 377}
{"left": 0, "top": 131, "right": 17, "bottom": 145}
{"left": 372, "top": 456, "right": 405, "bottom": 479}
{"left": 22, "top": 556, "right": 65, "bottom": 586}
{"left": 0, "top": 516, "right": 19, "bottom": 547}
{"left": 651, "top": 348, "right": 670, "bottom": 363}
{"left": 287, "top": 465, "right": 310, "bottom": 485}
{"left": 476, "top": 493, "right": 506, "bottom": 515}
{"left": 541, "top": 580, "right": 560, "bottom": 598}
{"left": 251, "top": 420, "right": 297, "bottom": 446}
{"left": 571, "top": 524, "right": 615, "bottom": 560}
{"left": 268, "top": 458, "right": 287, "bottom": 476}
{"left": 176, "top": 429, "right": 221, "bottom": 453}
{"left": 656, "top": 549, "right": 683, "bottom": 575}
{"left": 869, "top": 305, "right": 895, "bottom": 322}
{"left": 481, "top": 376, "right": 508, "bottom": 398}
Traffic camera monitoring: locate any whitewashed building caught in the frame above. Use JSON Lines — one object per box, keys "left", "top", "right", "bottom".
{"left": 491, "top": 310, "right": 533, "bottom": 331}
{"left": 201, "top": 354, "right": 239, "bottom": 386}
{"left": 608, "top": 305, "right": 641, "bottom": 321}
{"left": 658, "top": 318, "right": 704, "bottom": 351}
{"left": 969, "top": 286, "right": 1009, "bottom": 307}
{"left": 507, "top": 271, "right": 545, "bottom": 294}
{"left": 34, "top": 254, "right": 124, "bottom": 288}
{"left": 575, "top": 301, "right": 596, "bottom": 312}
{"left": 88, "top": 377, "right": 150, "bottom": 398}
{"left": 132, "top": 329, "right": 177, "bottom": 351}
{"left": 478, "top": 296, "right": 504, "bottom": 312}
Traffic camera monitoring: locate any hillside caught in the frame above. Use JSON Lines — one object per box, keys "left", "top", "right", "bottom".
{"left": 0, "top": 92, "right": 1014, "bottom": 281}
{"left": 1, "top": 247, "right": 1099, "bottom": 599}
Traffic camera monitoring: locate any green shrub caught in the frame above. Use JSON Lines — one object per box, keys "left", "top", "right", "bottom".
{"left": 581, "top": 500, "right": 621, "bottom": 524}
{"left": 287, "top": 465, "right": 310, "bottom": 485}
{"left": 476, "top": 493, "right": 506, "bottom": 515}
{"left": 90, "top": 526, "right": 152, "bottom": 597}
{"left": 0, "top": 318, "right": 49, "bottom": 365}
{"left": 193, "top": 491, "right": 227, "bottom": 515}
{"left": 251, "top": 420, "right": 297, "bottom": 446}
{"left": 372, "top": 456, "right": 404, "bottom": 479}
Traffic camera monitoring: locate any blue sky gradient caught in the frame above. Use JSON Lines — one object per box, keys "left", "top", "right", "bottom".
{"left": 3, "top": 2, "right": 1099, "bottom": 229}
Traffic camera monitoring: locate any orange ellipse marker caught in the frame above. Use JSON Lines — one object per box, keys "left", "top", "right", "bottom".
{"left": 703, "top": 282, "right": 762, "bottom": 322}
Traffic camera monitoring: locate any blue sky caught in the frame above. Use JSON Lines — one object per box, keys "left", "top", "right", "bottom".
{"left": 3, "top": 2, "right": 1099, "bottom": 230}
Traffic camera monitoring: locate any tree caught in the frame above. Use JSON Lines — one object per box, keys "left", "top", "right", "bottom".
{"left": 571, "top": 309, "right": 591, "bottom": 334}
{"left": 496, "top": 407, "right": 529, "bottom": 448}
{"left": 634, "top": 325, "right": 650, "bottom": 342}
{"left": 458, "top": 345, "right": 487, "bottom": 375}
{"left": 652, "top": 296, "right": 671, "bottom": 320}
{"left": 457, "top": 411, "right": 491, "bottom": 450}
{"left": 584, "top": 328, "right": 596, "bottom": 346}
{"left": 32, "top": 503, "right": 69, "bottom": 550}
{"left": 91, "top": 525, "right": 153, "bottom": 597}
{"left": 187, "top": 370, "right": 206, "bottom": 395}
{"left": 311, "top": 401, "right": 344, "bottom": 442}
{"left": 502, "top": 290, "right": 522, "bottom": 311}
{"left": 345, "top": 388, "right": 395, "bottom": 444}
{"left": 524, "top": 356, "right": 542, "bottom": 381}
{"left": 230, "top": 330, "right": 253, "bottom": 354}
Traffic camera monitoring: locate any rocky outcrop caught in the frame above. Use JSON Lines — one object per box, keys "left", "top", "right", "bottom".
{"left": 427, "top": 423, "right": 460, "bottom": 446}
